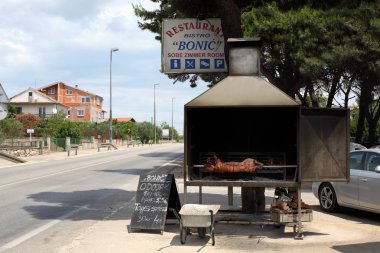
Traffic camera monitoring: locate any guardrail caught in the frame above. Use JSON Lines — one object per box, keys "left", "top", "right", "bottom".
{"left": 0, "top": 151, "right": 27, "bottom": 163}
{"left": 67, "top": 144, "right": 80, "bottom": 156}
{"left": 127, "top": 140, "right": 143, "bottom": 147}
{"left": 97, "top": 143, "right": 118, "bottom": 152}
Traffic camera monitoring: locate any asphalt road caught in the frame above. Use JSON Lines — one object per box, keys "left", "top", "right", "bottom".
{"left": 0, "top": 144, "right": 183, "bottom": 253}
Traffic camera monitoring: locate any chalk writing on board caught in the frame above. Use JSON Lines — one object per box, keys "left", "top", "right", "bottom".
{"left": 142, "top": 174, "right": 168, "bottom": 182}
{"left": 139, "top": 182, "right": 170, "bottom": 191}
{"left": 130, "top": 173, "right": 181, "bottom": 231}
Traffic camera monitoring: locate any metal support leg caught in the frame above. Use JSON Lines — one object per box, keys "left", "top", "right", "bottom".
{"left": 184, "top": 165, "right": 188, "bottom": 204}
{"left": 209, "top": 210, "right": 215, "bottom": 246}
{"left": 295, "top": 186, "right": 304, "bottom": 240}
{"left": 199, "top": 186, "right": 202, "bottom": 204}
{"left": 228, "top": 186, "right": 233, "bottom": 206}
{"left": 184, "top": 184, "right": 188, "bottom": 204}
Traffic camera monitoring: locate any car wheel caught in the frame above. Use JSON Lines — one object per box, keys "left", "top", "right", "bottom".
{"left": 319, "top": 183, "right": 339, "bottom": 212}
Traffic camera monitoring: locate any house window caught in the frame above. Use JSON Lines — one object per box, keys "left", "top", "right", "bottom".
{"left": 81, "top": 97, "right": 90, "bottom": 103}
{"left": 15, "top": 107, "right": 22, "bottom": 114}
{"left": 77, "top": 109, "right": 85, "bottom": 116}
{"left": 39, "top": 107, "right": 46, "bottom": 118}
{"left": 28, "top": 92, "right": 33, "bottom": 96}
{"left": 96, "top": 97, "right": 101, "bottom": 105}
{"left": 47, "top": 87, "right": 55, "bottom": 94}
{"left": 66, "top": 89, "right": 72, "bottom": 95}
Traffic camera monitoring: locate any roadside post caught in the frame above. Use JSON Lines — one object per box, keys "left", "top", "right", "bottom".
{"left": 26, "top": 129, "right": 34, "bottom": 142}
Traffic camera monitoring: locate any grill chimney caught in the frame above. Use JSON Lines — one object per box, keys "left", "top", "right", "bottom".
{"left": 228, "top": 38, "right": 261, "bottom": 76}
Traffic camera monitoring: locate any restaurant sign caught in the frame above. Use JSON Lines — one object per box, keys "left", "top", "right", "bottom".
{"left": 162, "top": 19, "right": 227, "bottom": 74}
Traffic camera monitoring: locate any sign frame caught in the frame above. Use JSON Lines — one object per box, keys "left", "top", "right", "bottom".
{"left": 162, "top": 18, "right": 227, "bottom": 74}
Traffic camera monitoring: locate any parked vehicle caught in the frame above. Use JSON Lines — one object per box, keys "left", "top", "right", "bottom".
{"left": 312, "top": 149, "right": 380, "bottom": 214}
{"left": 370, "top": 145, "right": 380, "bottom": 149}
{"left": 350, "top": 142, "right": 367, "bottom": 151}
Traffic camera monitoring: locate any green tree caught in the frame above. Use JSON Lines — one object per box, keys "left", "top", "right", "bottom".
{"left": 36, "top": 112, "right": 66, "bottom": 137}
{"left": 94, "top": 122, "right": 109, "bottom": 142}
{"left": 36, "top": 112, "right": 80, "bottom": 139}
{"left": 56, "top": 121, "right": 81, "bottom": 139}
{"left": 114, "top": 121, "right": 137, "bottom": 141}
{"left": 6, "top": 104, "right": 17, "bottom": 118}
{"left": 135, "top": 0, "right": 379, "bottom": 96}
{"left": 0, "top": 117, "right": 24, "bottom": 143}
{"left": 242, "top": 1, "right": 379, "bottom": 144}
{"left": 77, "top": 122, "right": 95, "bottom": 138}
{"left": 136, "top": 121, "right": 154, "bottom": 143}
{"left": 364, "top": 85, "right": 380, "bottom": 144}
{"left": 349, "top": 3, "right": 380, "bottom": 145}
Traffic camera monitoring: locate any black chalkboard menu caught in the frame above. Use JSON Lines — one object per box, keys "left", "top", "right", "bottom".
{"left": 130, "top": 173, "right": 181, "bottom": 232}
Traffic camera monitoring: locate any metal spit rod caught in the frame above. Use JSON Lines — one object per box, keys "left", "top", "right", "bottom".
{"left": 193, "top": 165, "right": 297, "bottom": 168}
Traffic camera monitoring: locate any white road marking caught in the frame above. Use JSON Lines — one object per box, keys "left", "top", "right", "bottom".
{"left": 159, "top": 157, "right": 181, "bottom": 169}
{"left": 0, "top": 158, "right": 121, "bottom": 189}
{"left": 0, "top": 206, "right": 86, "bottom": 252}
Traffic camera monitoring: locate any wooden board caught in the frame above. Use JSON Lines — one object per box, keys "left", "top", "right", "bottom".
{"left": 130, "top": 173, "right": 181, "bottom": 232}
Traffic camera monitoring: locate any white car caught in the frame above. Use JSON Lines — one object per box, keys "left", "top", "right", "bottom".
{"left": 350, "top": 142, "right": 367, "bottom": 151}
{"left": 312, "top": 149, "right": 380, "bottom": 214}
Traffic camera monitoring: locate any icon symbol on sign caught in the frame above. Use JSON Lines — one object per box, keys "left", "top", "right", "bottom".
{"left": 214, "top": 59, "right": 225, "bottom": 69}
{"left": 200, "top": 59, "right": 210, "bottom": 69}
{"left": 185, "top": 59, "right": 195, "bottom": 69}
{"left": 170, "top": 59, "right": 181, "bottom": 69}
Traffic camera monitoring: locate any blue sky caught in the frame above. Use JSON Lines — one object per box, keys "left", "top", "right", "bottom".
{"left": 0, "top": 0, "right": 208, "bottom": 134}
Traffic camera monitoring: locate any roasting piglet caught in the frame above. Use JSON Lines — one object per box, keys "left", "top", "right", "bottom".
{"left": 205, "top": 156, "right": 263, "bottom": 173}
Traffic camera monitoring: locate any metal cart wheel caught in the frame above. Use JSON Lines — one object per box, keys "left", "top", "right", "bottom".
{"left": 198, "top": 227, "right": 206, "bottom": 239}
{"left": 180, "top": 227, "right": 187, "bottom": 244}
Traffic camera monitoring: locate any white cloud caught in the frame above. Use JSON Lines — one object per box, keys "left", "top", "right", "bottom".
{"left": 0, "top": 30, "right": 39, "bottom": 77}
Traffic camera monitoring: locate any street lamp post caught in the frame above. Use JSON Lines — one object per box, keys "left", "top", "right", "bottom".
{"left": 154, "top": 83, "right": 159, "bottom": 144}
{"left": 171, "top": 97, "right": 175, "bottom": 143}
{"left": 109, "top": 48, "right": 119, "bottom": 145}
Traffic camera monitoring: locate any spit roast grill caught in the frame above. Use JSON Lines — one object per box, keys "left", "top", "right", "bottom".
{"left": 182, "top": 38, "right": 349, "bottom": 238}
{"left": 183, "top": 39, "right": 349, "bottom": 194}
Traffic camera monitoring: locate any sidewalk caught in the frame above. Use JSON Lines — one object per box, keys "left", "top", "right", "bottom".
{"left": 56, "top": 158, "right": 380, "bottom": 253}
{"left": 0, "top": 143, "right": 144, "bottom": 169}
{"left": 54, "top": 166, "right": 380, "bottom": 253}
